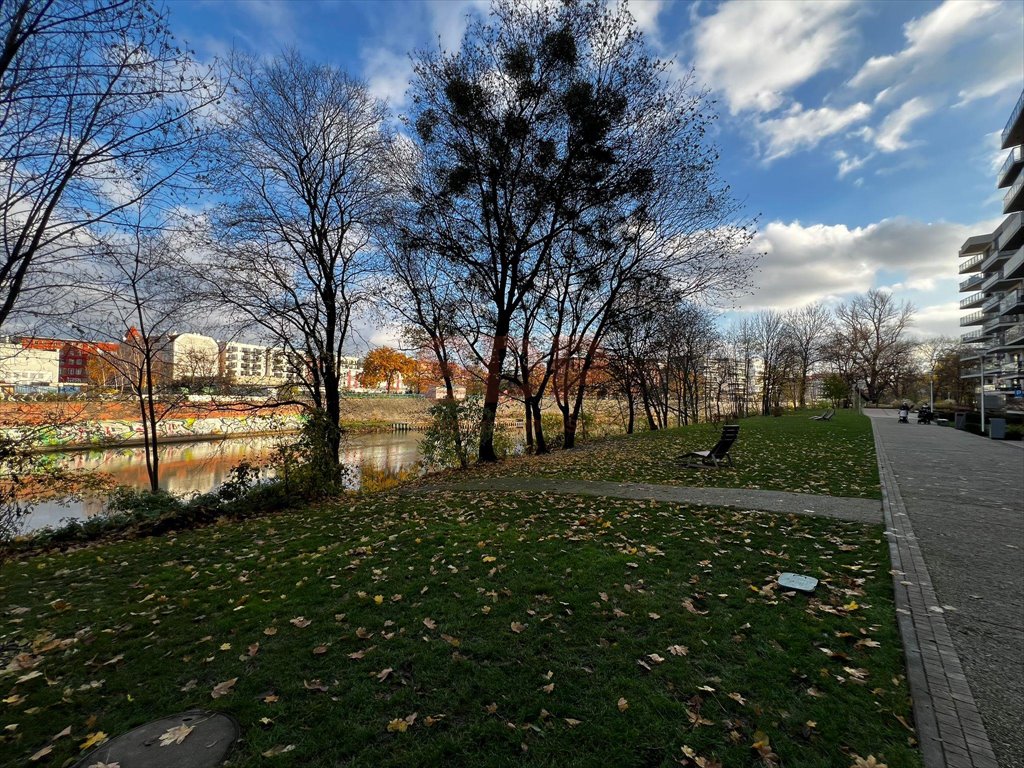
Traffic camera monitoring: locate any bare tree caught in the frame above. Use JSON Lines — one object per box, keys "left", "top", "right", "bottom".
{"left": 828, "top": 289, "right": 916, "bottom": 403}
{"left": 195, "top": 51, "right": 396, "bottom": 474}
{"left": 785, "top": 302, "right": 832, "bottom": 407}
{"left": 749, "top": 309, "right": 792, "bottom": 415}
{"left": 72, "top": 211, "right": 200, "bottom": 493}
{"left": 0, "top": 0, "right": 220, "bottom": 331}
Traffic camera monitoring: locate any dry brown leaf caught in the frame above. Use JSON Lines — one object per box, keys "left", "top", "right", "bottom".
{"left": 210, "top": 677, "right": 237, "bottom": 699}
{"left": 348, "top": 645, "right": 376, "bottom": 660}
{"left": 617, "top": 697, "right": 629, "bottom": 712}
{"left": 303, "top": 679, "right": 329, "bottom": 692}
{"left": 158, "top": 724, "right": 194, "bottom": 747}
{"left": 247, "top": 643, "right": 260, "bottom": 657}
{"left": 261, "top": 744, "right": 296, "bottom": 757}
{"left": 422, "top": 618, "right": 437, "bottom": 630}
{"left": 289, "top": 617, "right": 311, "bottom": 628}
{"left": 28, "top": 745, "right": 52, "bottom": 762}
{"left": 263, "top": 627, "right": 278, "bottom": 636}
{"left": 376, "top": 668, "right": 393, "bottom": 682}
{"left": 510, "top": 621, "right": 527, "bottom": 633}
{"left": 668, "top": 645, "right": 689, "bottom": 656}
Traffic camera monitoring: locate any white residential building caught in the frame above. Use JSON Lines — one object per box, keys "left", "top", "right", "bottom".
{"left": 0, "top": 341, "right": 60, "bottom": 387}
{"left": 221, "top": 341, "right": 270, "bottom": 384}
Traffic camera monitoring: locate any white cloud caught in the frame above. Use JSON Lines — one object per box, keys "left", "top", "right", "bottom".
{"left": 849, "top": 0, "right": 1022, "bottom": 109}
{"left": 740, "top": 216, "right": 989, "bottom": 314}
{"left": 851, "top": 1, "right": 1000, "bottom": 89}
{"left": 873, "top": 97, "right": 933, "bottom": 152}
{"left": 834, "top": 149, "right": 873, "bottom": 179}
{"left": 912, "top": 302, "right": 963, "bottom": 339}
{"left": 363, "top": 48, "right": 414, "bottom": 108}
{"left": 693, "top": 0, "right": 857, "bottom": 114}
{"left": 629, "top": 0, "right": 665, "bottom": 36}
{"left": 756, "top": 102, "right": 872, "bottom": 161}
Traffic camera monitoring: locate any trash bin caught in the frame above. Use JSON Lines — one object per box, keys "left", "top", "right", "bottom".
{"left": 955, "top": 413, "right": 967, "bottom": 430}
{"left": 989, "top": 418, "right": 1006, "bottom": 439}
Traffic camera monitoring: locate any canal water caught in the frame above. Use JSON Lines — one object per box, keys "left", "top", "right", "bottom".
{"left": 21, "top": 431, "right": 423, "bottom": 533}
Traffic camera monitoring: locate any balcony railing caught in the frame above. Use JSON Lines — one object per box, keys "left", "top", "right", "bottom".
{"left": 961, "top": 309, "right": 987, "bottom": 326}
{"left": 1001, "top": 289, "right": 1023, "bottom": 314}
{"left": 1003, "top": 90, "right": 1024, "bottom": 147}
{"left": 982, "top": 269, "right": 1004, "bottom": 291}
{"left": 999, "top": 146, "right": 1024, "bottom": 187}
{"left": 958, "top": 252, "right": 986, "bottom": 273}
{"left": 960, "top": 273, "right": 986, "bottom": 291}
{"left": 961, "top": 329, "right": 989, "bottom": 342}
{"left": 1004, "top": 174, "right": 1024, "bottom": 213}
{"left": 960, "top": 291, "right": 986, "bottom": 309}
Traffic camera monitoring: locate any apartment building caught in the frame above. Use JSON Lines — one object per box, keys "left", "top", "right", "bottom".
{"left": 221, "top": 341, "right": 270, "bottom": 384}
{"left": 958, "top": 89, "right": 1024, "bottom": 410}
{"left": 0, "top": 340, "right": 60, "bottom": 387}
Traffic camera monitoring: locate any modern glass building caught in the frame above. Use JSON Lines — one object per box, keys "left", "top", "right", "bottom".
{"left": 958, "top": 89, "right": 1024, "bottom": 410}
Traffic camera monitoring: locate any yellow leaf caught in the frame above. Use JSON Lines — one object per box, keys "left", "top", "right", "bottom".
{"left": 482, "top": 556, "right": 497, "bottom": 563}
{"left": 844, "top": 601, "right": 860, "bottom": 611}
{"left": 373, "top": 595, "right": 384, "bottom": 605}
{"left": 261, "top": 744, "right": 295, "bottom": 757}
{"left": 387, "top": 718, "right": 408, "bottom": 733}
{"left": 79, "top": 731, "right": 108, "bottom": 751}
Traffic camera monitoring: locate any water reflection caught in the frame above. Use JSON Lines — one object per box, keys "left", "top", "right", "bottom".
{"left": 22, "top": 432, "right": 422, "bottom": 532}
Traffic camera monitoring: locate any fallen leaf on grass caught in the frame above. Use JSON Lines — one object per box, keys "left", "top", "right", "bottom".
{"left": 52, "top": 725, "right": 72, "bottom": 740}
{"left": 262, "top": 744, "right": 295, "bottom": 757}
{"left": 668, "top": 645, "right": 689, "bottom": 656}
{"left": 376, "top": 668, "right": 393, "bottom": 682}
{"left": 422, "top": 618, "right": 437, "bottom": 630}
{"left": 247, "top": 643, "right": 259, "bottom": 657}
{"left": 289, "top": 617, "right": 311, "bottom": 628}
{"left": 617, "top": 697, "right": 629, "bottom": 712}
{"left": 850, "top": 757, "right": 887, "bottom": 768}
{"left": 158, "top": 724, "right": 194, "bottom": 747}
{"left": 28, "top": 745, "right": 52, "bottom": 762}
{"left": 263, "top": 627, "right": 278, "bottom": 636}
{"left": 387, "top": 719, "right": 408, "bottom": 733}
{"left": 647, "top": 653, "right": 665, "bottom": 664}
{"left": 541, "top": 683, "right": 555, "bottom": 694}
{"left": 303, "top": 679, "right": 329, "bottom": 692}
{"left": 79, "top": 731, "right": 108, "bottom": 750}
{"left": 510, "top": 622, "right": 527, "bottom": 633}
{"left": 727, "top": 692, "right": 747, "bottom": 706}
{"left": 210, "top": 678, "right": 237, "bottom": 699}
{"left": 348, "top": 646, "right": 375, "bottom": 660}
{"left": 312, "top": 645, "right": 329, "bottom": 655}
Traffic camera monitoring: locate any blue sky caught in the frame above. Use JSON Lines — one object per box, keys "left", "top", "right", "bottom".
{"left": 167, "top": 0, "right": 1024, "bottom": 340}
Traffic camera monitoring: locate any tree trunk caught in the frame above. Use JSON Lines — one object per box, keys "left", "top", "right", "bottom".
{"left": 479, "top": 323, "right": 510, "bottom": 462}
{"left": 529, "top": 396, "right": 547, "bottom": 454}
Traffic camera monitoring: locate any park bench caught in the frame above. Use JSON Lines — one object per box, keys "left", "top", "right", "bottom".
{"left": 680, "top": 425, "right": 739, "bottom": 468}
{"left": 810, "top": 408, "right": 835, "bottom": 421}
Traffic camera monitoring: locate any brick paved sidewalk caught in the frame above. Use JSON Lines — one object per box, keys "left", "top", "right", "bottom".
{"left": 869, "top": 409, "right": 1024, "bottom": 768}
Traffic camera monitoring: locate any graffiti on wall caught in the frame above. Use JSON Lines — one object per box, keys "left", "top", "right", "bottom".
{"left": 4, "top": 414, "right": 304, "bottom": 449}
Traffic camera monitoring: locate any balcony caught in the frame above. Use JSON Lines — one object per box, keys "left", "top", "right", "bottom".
{"left": 1002, "top": 89, "right": 1024, "bottom": 149}
{"left": 960, "top": 291, "right": 987, "bottom": 309}
{"left": 1005, "top": 246, "right": 1024, "bottom": 279}
{"left": 984, "top": 312, "right": 1019, "bottom": 332}
{"left": 981, "top": 269, "right": 1003, "bottom": 292}
{"left": 961, "top": 309, "right": 987, "bottom": 326}
{"left": 1004, "top": 173, "right": 1024, "bottom": 214}
{"left": 982, "top": 294, "right": 1002, "bottom": 313}
{"left": 958, "top": 252, "right": 986, "bottom": 273}
{"left": 960, "top": 272, "right": 986, "bottom": 292}
{"left": 959, "top": 232, "right": 995, "bottom": 256}
{"left": 996, "top": 211, "right": 1023, "bottom": 251}
{"left": 998, "top": 146, "right": 1024, "bottom": 188}
{"left": 1000, "top": 289, "right": 1024, "bottom": 316}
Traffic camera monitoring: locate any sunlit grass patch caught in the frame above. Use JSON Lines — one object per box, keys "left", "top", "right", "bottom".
{"left": 1, "top": 489, "right": 913, "bottom": 767}
{"left": 470, "top": 410, "right": 880, "bottom": 499}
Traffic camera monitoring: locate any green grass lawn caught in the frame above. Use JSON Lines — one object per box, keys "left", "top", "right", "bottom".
{"left": 1, "top": 489, "right": 915, "bottom": 767}
{"left": 469, "top": 409, "right": 880, "bottom": 499}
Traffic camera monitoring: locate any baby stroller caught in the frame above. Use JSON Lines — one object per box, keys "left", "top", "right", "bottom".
{"left": 917, "top": 406, "right": 934, "bottom": 424}
{"left": 898, "top": 404, "right": 910, "bottom": 423}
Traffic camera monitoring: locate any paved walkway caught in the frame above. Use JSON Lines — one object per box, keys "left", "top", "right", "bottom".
{"left": 869, "top": 410, "right": 1024, "bottom": 768}
{"left": 424, "top": 477, "right": 881, "bottom": 524}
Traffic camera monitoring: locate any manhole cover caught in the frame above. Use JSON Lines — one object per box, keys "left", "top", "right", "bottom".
{"left": 73, "top": 709, "right": 238, "bottom": 768}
